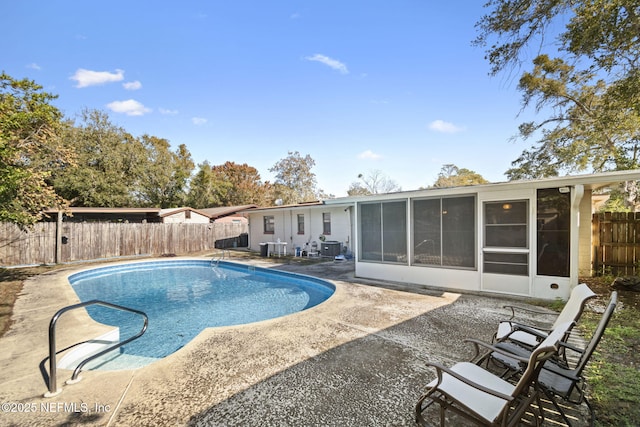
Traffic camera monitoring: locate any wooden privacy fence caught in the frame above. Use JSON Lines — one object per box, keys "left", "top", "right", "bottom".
{"left": 593, "top": 212, "right": 640, "bottom": 276}
{"left": 0, "top": 222, "right": 247, "bottom": 267}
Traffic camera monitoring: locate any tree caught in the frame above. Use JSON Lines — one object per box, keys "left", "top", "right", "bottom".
{"left": 475, "top": 1, "right": 640, "bottom": 180}
{"left": 137, "top": 135, "right": 194, "bottom": 208}
{"left": 53, "top": 109, "right": 146, "bottom": 207}
{"left": 347, "top": 169, "right": 401, "bottom": 195}
{"left": 432, "top": 164, "right": 489, "bottom": 188}
{"left": 0, "top": 73, "right": 73, "bottom": 226}
{"left": 186, "top": 161, "right": 231, "bottom": 209}
{"left": 269, "top": 151, "right": 319, "bottom": 204}
{"left": 211, "top": 161, "right": 272, "bottom": 206}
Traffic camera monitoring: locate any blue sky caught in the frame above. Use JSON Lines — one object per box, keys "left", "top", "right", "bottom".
{"left": 3, "top": 1, "right": 540, "bottom": 197}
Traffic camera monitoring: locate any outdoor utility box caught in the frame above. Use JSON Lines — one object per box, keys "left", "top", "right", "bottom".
{"left": 321, "top": 241, "right": 341, "bottom": 257}
{"left": 259, "top": 243, "right": 268, "bottom": 257}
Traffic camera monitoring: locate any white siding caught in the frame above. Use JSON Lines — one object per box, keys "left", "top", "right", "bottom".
{"left": 247, "top": 206, "right": 352, "bottom": 256}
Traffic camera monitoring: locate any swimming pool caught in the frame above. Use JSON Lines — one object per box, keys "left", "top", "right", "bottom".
{"left": 66, "top": 260, "right": 335, "bottom": 370}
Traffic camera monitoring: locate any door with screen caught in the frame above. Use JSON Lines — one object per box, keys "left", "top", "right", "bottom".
{"left": 482, "top": 200, "right": 530, "bottom": 295}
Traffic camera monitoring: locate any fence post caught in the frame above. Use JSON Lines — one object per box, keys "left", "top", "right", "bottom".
{"left": 55, "top": 211, "right": 63, "bottom": 264}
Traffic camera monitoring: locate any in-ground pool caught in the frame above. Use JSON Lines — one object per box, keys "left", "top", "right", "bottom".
{"left": 66, "top": 260, "right": 335, "bottom": 370}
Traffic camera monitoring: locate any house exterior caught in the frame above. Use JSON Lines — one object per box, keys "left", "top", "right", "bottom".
{"left": 246, "top": 170, "right": 640, "bottom": 300}
{"left": 245, "top": 201, "right": 354, "bottom": 257}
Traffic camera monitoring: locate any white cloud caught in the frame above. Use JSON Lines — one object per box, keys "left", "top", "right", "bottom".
{"left": 123, "top": 80, "right": 142, "bottom": 90}
{"left": 305, "top": 54, "right": 349, "bottom": 74}
{"left": 358, "top": 150, "right": 383, "bottom": 160}
{"left": 27, "top": 63, "right": 41, "bottom": 70}
{"left": 159, "top": 108, "right": 179, "bottom": 115}
{"left": 428, "top": 119, "right": 465, "bottom": 134}
{"left": 106, "top": 99, "right": 151, "bottom": 116}
{"left": 192, "top": 117, "right": 207, "bottom": 125}
{"left": 70, "top": 68, "right": 124, "bottom": 88}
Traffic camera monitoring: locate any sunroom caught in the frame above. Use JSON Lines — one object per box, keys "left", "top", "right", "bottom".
{"left": 349, "top": 170, "right": 640, "bottom": 300}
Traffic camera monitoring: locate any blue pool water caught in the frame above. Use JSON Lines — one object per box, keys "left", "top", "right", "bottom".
{"left": 68, "top": 260, "right": 335, "bottom": 369}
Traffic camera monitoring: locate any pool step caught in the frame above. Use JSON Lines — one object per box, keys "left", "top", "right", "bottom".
{"left": 58, "top": 328, "right": 120, "bottom": 371}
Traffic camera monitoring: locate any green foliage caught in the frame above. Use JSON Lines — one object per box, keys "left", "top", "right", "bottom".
{"left": 52, "top": 109, "right": 146, "bottom": 207}
{"left": 475, "top": 1, "right": 640, "bottom": 182}
{"left": 579, "top": 306, "right": 640, "bottom": 426}
{"left": 187, "top": 161, "right": 273, "bottom": 208}
{"left": 269, "top": 151, "right": 319, "bottom": 204}
{"left": 211, "top": 161, "right": 272, "bottom": 206}
{"left": 137, "top": 135, "right": 193, "bottom": 208}
{"left": 0, "top": 72, "right": 72, "bottom": 226}
{"left": 432, "top": 164, "right": 488, "bottom": 187}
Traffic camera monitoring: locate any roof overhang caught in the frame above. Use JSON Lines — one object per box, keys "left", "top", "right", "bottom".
{"left": 337, "top": 170, "right": 640, "bottom": 203}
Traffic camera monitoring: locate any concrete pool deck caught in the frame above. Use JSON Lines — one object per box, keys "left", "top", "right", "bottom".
{"left": 0, "top": 256, "right": 587, "bottom": 426}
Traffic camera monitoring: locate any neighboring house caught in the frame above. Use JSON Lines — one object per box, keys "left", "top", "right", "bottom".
{"left": 159, "top": 207, "right": 211, "bottom": 224}
{"left": 245, "top": 200, "right": 353, "bottom": 257}
{"left": 43, "top": 207, "right": 162, "bottom": 223}
{"left": 246, "top": 170, "right": 640, "bottom": 301}
{"left": 199, "top": 205, "right": 257, "bottom": 225}
{"left": 44, "top": 205, "right": 256, "bottom": 224}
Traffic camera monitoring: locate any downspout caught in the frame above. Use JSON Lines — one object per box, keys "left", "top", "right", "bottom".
{"left": 570, "top": 185, "right": 584, "bottom": 287}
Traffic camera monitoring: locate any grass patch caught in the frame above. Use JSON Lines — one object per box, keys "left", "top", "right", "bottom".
{"left": 578, "top": 305, "right": 640, "bottom": 426}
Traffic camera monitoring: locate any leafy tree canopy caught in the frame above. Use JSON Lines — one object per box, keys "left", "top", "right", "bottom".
{"left": 432, "top": 164, "right": 489, "bottom": 188}
{"left": 269, "top": 151, "right": 319, "bottom": 204}
{"left": 475, "top": 0, "right": 640, "bottom": 180}
{"left": 53, "top": 109, "right": 147, "bottom": 207}
{"left": 138, "top": 135, "right": 194, "bottom": 208}
{"left": 0, "top": 72, "right": 73, "bottom": 226}
{"left": 211, "top": 161, "right": 272, "bottom": 206}
{"left": 186, "top": 161, "right": 231, "bottom": 209}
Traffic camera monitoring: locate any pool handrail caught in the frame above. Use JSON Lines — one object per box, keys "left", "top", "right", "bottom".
{"left": 45, "top": 300, "right": 148, "bottom": 397}
{"left": 211, "top": 249, "right": 230, "bottom": 267}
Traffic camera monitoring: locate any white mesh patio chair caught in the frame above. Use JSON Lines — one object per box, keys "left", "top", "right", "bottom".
{"left": 415, "top": 322, "right": 573, "bottom": 427}
{"left": 494, "top": 283, "right": 596, "bottom": 347}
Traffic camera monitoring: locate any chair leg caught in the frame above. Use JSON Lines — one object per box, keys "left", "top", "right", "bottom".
{"left": 534, "top": 391, "right": 546, "bottom": 426}
{"left": 584, "top": 396, "right": 595, "bottom": 427}
{"left": 542, "top": 388, "right": 573, "bottom": 427}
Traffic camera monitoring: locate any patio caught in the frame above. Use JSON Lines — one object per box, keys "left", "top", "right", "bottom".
{"left": 0, "top": 256, "right": 589, "bottom": 426}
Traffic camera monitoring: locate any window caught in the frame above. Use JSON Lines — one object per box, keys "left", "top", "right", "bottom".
{"left": 413, "top": 196, "right": 475, "bottom": 268}
{"left": 483, "top": 200, "right": 528, "bottom": 275}
{"left": 537, "top": 188, "right": 570, "bottom": 277}
{"left": 297, "top": 214, "right": 304, "bottom": 234}
{"left": 185, "top": 210, "right": 191, "bottom": 219}
{"left": 484, "top": 201, "right": 528, "bottom": 248}
{"left": 263, "top": 215, "right": 274, "bottom": 234}
{"left": 322, "top": 212, "right": 331, "bottom": 235}
{"left": 359, "top": 201, "right": 407, "bottom": 263}
{"left": 360, "top": 203, "right": 382, "bottom": 261}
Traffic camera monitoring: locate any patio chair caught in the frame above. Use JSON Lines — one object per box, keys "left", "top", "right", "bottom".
{"left": 415, "top": 321, "right": 573, "bottom": 427}
{"left": 473, "top": 292, "right": 617, "bottom": 427}
{"left": 494, "top": 283, "right": 596, "bottom": 347}
{"left": 307, "top": 241, "right": 319, "bottom": 257}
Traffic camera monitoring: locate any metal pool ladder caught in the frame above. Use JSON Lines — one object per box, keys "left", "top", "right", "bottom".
{"left": 45, "top": 300, "right": 148, "bottom": 397}
{"left": 211, "top": 249, "right": 230, "bottom": 267}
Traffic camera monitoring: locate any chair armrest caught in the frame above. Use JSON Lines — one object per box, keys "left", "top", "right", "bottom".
{"left": 425, "top": 362, "right": 515, "bottom": 402}
{"left": 557, "top": 340, "right": 584, "bottom": 354}
{"left": 465, "top": 338, "right": 531, "bottom": 365}
{"left": 504, "top": 304, "right": 557, "bottom": 320}
{"left": 496, "top": 322, "right": 551, "bottom": 344}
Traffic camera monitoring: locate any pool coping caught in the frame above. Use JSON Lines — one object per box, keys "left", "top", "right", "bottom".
{"left": 0, "top": 255, "right": 581, "bottom": 426}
